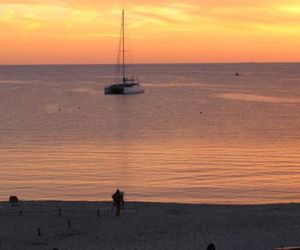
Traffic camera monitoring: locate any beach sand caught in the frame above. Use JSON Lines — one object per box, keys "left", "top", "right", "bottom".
{"left": 0, "top": 201, "right": 300, "bottom": 249}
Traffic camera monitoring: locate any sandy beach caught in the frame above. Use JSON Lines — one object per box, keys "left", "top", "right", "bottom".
{"left": 0, "top": 201, "right": 300, "bottom": 249}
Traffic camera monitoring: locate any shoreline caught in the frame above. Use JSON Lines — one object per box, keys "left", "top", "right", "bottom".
{"left": 1, "top": 201, "right": 300, "bottom": 249}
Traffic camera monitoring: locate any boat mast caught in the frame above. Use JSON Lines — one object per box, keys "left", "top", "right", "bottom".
{"left": 122, "top": 10, "right": 125, "bottom": 85}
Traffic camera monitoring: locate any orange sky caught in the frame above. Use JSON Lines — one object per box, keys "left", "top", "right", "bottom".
{"left": 0, "top": 0, "right": 300, "bottom": 64}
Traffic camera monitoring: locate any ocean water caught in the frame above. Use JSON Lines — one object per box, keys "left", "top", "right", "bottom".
{"left": 0, "top": 63, "right": 299, "bottom": 204}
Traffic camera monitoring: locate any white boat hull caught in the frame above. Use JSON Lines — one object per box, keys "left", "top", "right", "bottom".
{"left": 124, "top": 85, "right": 144, "bottom": 94}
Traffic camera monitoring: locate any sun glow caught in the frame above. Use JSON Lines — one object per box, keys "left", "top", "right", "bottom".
{"left": 0, "top": 0, "right": 299, "bottom": 64}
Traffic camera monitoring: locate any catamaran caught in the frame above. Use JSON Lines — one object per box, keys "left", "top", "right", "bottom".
{"left": 104, "top": 10, "right": 144, "bottom": 95}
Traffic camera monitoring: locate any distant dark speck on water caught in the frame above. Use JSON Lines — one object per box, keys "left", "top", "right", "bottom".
{"left": 235, "top": 72, "right": 240, "bottom": 76}
{"left": 58, "top": 109, "right": 61, "bottom": 112}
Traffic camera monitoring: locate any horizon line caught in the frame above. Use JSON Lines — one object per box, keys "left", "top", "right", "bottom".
{"left": 0, "top": 61, "right": 300, "bottom": 66}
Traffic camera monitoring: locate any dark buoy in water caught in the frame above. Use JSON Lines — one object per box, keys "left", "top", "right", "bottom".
{"left": 235, "top": 72, "right": 239, "bottom": 76}
{"left": 58, "top": 108, "right": 61, "bottom": 112}
{"left": 78, "top": 107, "right": 80, "bottom": 110}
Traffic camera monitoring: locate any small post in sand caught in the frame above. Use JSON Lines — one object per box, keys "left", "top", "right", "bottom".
{"left": 67, "top": 219, "right": 71, "bottom": 228}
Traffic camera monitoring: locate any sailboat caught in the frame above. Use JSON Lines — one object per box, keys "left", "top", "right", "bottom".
{"left": 104, "top": 10, "right": 144, "bottom": 95}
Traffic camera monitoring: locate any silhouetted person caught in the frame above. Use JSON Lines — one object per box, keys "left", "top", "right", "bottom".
{"left": 9, "top": 196, "right": 19, "bottom": 206}
{"left": 112, "top": 189, "right": 122, "bottom": 216}
{"left": 207, "top": 243, "right": 216, "bottom": 250}
{"left": 120, "top": 191, "right": 125, "bottom": 210}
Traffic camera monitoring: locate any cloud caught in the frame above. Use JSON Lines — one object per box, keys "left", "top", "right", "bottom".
{"left": 2, "top": 1, "right": 300, "bottom": 30}
{"left": 1, "top": 0, "right": 300, "bottom": 64}
{"left": 130, "top": 3, "right": 194, "bottom": 25}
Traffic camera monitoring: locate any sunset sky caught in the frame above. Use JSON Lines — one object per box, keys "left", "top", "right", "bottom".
{"left": 0, "top": 0, "right": 300, "bottom": 64}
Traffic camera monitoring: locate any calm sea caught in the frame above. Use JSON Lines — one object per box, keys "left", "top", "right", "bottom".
{"left": 0, "top": 63, "right": 299, "bottom": 204}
